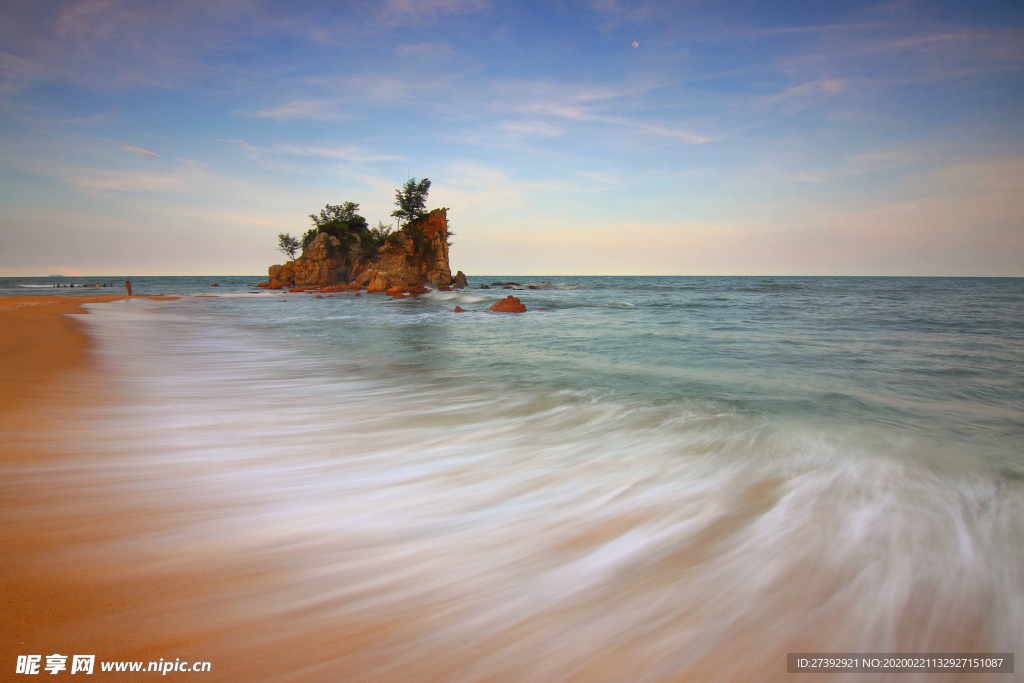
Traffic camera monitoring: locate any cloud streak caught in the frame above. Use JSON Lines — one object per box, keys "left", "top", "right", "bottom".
{"left": 760, "top": 79, "right": 844, "bottom": 105}
{"left": 276, "top": 145, "right": 400, "bottom": 162}
{"left": 120, "top": 145, "right": 158, "bottom": 158}
{"left": 65, "top": 160, "right": 196, "bottom": 192}
{"left": 0, "top": 0, "right": 1021, "bottom": 275}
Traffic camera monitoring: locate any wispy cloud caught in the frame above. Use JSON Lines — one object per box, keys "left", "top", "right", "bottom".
{"left": 0, "top": 50, "right": 54, "bottom": 93}
{"left": 255, "top": 99, "right": 340, "bottom": 122}
{"left": 577, "top": 170, "right": 618, "bottom": 186}
{"left": 396, "top": 41, "right": 455, "bottom": 58}
{"left": 747, "top": 22, "right": 889, "bottom": 37}
{"left": 66, "top": 160, "right": 196, "bottom": 192}
{"left": 584, "top": 0, "right": 657, "bottom": 28}
{"left": 772, "top": 26, "right": 1024, "bottom": 83}
{"left": 63, "top": 113, "right": 111, "bottom": 123}
{"left": 523, "top": 100, "right": 707, "bottom": 143}
{"left": 499, "top": 120, "right": 563, "bottom": 138}
{"left": 120, "top": 145, "right": 158, "bottom": 158}
{"left": 277, "top": 145, "right": 400, "bottom": 162}
{"left": 215, "top": 138, "right": 259, "bottom": 152}
{"left": 216, "top": 139, "right": 399, "bottom": 165}
{"left": 501, "top": 80, "right": 709, "bottom": 143}
{"left": 379, "top": 0, "right": 487, "bottom": 22}
{"left": 760, "top": 78, "right": 844, "bottom": 105}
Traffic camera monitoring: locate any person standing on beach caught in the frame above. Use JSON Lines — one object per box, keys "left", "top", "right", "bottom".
{"left": 125, "top": 280, "right": 132, "bottom": 296}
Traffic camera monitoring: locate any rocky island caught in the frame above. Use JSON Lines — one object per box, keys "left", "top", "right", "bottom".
{"left": 263, "top": 178, "right": 471, "bottom": 293}
{"left": 261, "top": 178, "right": 524, "bottom": 312}
{"left": 265, "top": 207, "right": 454, "bottom": 292}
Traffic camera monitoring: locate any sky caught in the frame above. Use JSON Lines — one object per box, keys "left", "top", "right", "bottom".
{"left": 1, "top": 0, "right": 1022, "bottom": 276}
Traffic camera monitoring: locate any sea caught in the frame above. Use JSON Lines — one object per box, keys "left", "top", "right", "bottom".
{"left": 4, "top": 275, "right": 1024, "bottom": 681}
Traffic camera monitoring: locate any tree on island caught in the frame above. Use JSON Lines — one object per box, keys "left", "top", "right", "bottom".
{"left": 303, "top": 201, "right": 369, "bottom": 251}
{"left": 299, "top": 201, "right": 400, "bottom": 261}
{"left": 277, "top": 233, "right": 300, "bottom": 260}
{"left": 310, "top": 201, "right": 363, "bottom": 229}
{"left": 279, "top": 182, "right": 434, "bottom": 264}
{"left": 391, "top": 177, "right": 431, "bottom": 229}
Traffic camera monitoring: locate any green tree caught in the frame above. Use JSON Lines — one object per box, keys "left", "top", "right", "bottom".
{"left": 277, "top": 233, "right": 300, "bottom": 259}
{"left": 391, "top": 178, "right": 431, "bottom": 229}
{"left": 370, "top": 220, "right": 402, "bottom": 249}
{"left": 310, "top": 201, "right": 362, "bottom": 228}
{"left": 304, "top": 202, "right": 370, "bottom": 250}
{"left": 302, "top": 201, "right": 393, "bottom": 260}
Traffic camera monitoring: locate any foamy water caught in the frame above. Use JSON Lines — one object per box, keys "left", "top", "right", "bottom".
{"left": 9, "top": 277, "right": 1024, "bottom": 681}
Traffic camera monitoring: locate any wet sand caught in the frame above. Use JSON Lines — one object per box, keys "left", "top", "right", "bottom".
{"left": 0, "top": 296, "right": 1008, "bottom": 682}
{"left": 0, "top": 296, "right": 221, "bottom": 679}
{"left": 0, "top": 295, "right": 490, "bottom": 682}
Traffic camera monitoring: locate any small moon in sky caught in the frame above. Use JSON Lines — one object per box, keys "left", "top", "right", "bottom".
{"left": 632, "top": 41, "right": 639, "bottom": 48}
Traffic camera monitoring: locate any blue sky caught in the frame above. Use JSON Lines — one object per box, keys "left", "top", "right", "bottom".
{"left": 1, "top": 0, "right": 1022, "bottom": 276}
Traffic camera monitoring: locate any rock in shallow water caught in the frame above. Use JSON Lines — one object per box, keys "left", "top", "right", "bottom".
{"left": 488, "top": 295, "right": 526, "bottom": 313}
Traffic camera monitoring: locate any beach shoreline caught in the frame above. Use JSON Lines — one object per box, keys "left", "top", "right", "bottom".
{"left": 1, "top": 289, "right": 1019, "bottom": 681}
{"left": 0, "top": 294, "right": 418, "bottom": 682}
{"left": 0, "top": 295, "right": 180, "bottom": 403}
{"left": 0, "top": 295, "right": 206, "bottom": 680}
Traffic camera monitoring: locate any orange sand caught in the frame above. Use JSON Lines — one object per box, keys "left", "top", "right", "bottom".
{"left": 0, "top": 295, "right": 434, "bottom": 682}
{"left": 1, "top": 296, "right": 986, "bottom": 682}
{"left": 0, "top": 296, "right": 205, "bottom": 680}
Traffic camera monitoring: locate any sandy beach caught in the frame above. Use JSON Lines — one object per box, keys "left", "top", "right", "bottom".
{"left": 2, "top": 291, "right": 1018, "bottom": 682}
{"left": 0, "top": 294, "right": 469, "bottom": 682}
{"left": 0, "top": 296, "right": 226, "bottom": 680}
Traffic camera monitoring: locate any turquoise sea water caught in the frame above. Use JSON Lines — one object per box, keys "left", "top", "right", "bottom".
{"left": 6, "top": 276, "right": 1024, "bottom": 679}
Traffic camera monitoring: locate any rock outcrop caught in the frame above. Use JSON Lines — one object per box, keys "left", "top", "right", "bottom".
{"left": 268, "top": 232, "right": 347, "bottom": 289}
{"left": 268, "top": 208, "right": 454, "bottom": 290}
{"left": 489, "top": 295, "right": 526, "bottom": 313}
{"left": 351, "top": 209, "right": 452, "bottom": 289}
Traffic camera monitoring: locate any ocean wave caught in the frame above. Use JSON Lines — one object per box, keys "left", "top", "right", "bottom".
{"left": 23, "top": 298, "right": 1016, "bottom": 680}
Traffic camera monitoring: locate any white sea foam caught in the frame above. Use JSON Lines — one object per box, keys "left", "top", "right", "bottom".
{"left": 15, "top": 297, "right": 1022, "bottom": 681}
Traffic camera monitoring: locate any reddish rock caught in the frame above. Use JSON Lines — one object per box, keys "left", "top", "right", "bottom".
{"left": 366, "top": 271, "right": 391, "bottom": 293}
{"left": 489, "top": 295, "right": 526, "bottom": 313}
{"left": 351, "top": 208, "right": 452, "bottom": 288}
{"left": 268, "top": 207, "right": 454, "bottom": 291}
{"left": 288, "top": 287, "right": 303, "bottom": 293}
{"left": 268, "top": 262, "right": 298, "bottom": 288}
{"left": 354, "top": 292, "right": 361, "bottom": 297}
{"left": 454, "top": 306, "right": 467, "bottom": 312}
{"left": 315, "top": 295, "right": 323, "bottom": 299}
{"left": 257, "top": 281, "right": 269, "bottom": 288}
{"left": 408, "top": 284, "right": 430, "bottom": 296}
{"left": 386, "top": 285, "right": 409, "bottom": 296}
{"left": 210, "top": 283, "right": 219, "bottom": 287}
